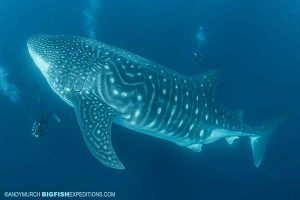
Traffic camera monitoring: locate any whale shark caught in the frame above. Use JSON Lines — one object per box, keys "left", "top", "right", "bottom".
{"left": 27, "top": 35, "right": 285, "bottom": 170}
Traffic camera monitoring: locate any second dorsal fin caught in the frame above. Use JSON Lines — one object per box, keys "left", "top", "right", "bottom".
{"left": 192, "top": 69, "right": 220, "bottom": 99}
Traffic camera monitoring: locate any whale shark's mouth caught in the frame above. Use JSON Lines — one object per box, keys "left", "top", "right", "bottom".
{"left": 27, "top": 43, "right": 50, "bottom": 75}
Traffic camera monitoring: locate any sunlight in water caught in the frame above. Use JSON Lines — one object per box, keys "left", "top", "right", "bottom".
{"left": 83, "top": 0, "right": 101, "bottom": 39}
{"left": 196, "top": 26, "right": 206, "bottom": 47}
{"left": 0, "top": 66, "right": 20, "bottom": 103}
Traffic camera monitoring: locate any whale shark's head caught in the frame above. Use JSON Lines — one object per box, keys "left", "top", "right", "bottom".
{"left": 28, "top": 35, "right": 126, "bottom": 170}
{"left": 27, "top": 35, "right": 54, "bottom": 77}
{"left": 27, "top": 34, "right": 101, "bottom": 104}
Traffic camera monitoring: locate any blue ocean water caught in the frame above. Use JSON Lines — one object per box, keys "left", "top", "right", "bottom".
{"left": 0, "top": 0, "right": 300, "bottom": 199}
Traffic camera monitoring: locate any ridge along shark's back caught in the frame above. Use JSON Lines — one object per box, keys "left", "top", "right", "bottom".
{"left": 27, "top": 34, "right": 181, "bottom": 74}
{"left": 27, "top": 34, "right": 285, "bottom": 170}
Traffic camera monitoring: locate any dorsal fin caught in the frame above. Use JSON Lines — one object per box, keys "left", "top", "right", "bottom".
{"left": 192, "top": 69, "right": 220, "bottom": 99}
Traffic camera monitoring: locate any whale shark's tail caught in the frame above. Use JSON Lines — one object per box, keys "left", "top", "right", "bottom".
{"left": 250, "top": 113, "right": 289, "bottom": 167}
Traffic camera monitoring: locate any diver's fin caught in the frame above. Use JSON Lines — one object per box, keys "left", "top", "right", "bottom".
{"left": 74, "top": 92, "right": 124, "bottom": 170}
{"left": 51, "top": 113, "right": 61, "bottom": 123}
{"left": 187, "top": 144, "right": 203, "bottom": 152}
{"left": 225, "top": 136, "right": 239, "bottom": 145}
{"left": 250, "top": 113, "right": 288, "bottom": 167}
{"left": 192, "top": 69, "right": 220, "bottom": 99}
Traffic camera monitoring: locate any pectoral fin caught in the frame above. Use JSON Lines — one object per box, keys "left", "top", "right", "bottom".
{"left": 74, "top": 92, "right": 124, "bottom": 170}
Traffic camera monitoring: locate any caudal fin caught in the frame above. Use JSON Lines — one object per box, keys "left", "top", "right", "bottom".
{"left": 250, "top": 114, "right": 288, "bottom": 167}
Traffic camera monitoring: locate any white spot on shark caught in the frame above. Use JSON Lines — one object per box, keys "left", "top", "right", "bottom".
{"left": 113, "top": 90, "right": 119, "bottom": 95}
{"left": 147, "top": 120, "right": 156, "bottom": 128}
{"left": 157, "top": 107, "right": 162, "bottom": 114}
{"left": 189, "top": 124, "right": 194, "bottom": 131}
{"left": 171, "top": 108, "right": 176, "bottom": 116}
{"left": 200, "top": 129, "right": 204, "bottom": 137}
{"left": 104, "top": 64, "right": 109, "bottom": 70}
{"left": 134, "top": 110, "right": 141, "bottom": 118}
{"left": 179, "top": 120, "right": 184, "bottom": 127}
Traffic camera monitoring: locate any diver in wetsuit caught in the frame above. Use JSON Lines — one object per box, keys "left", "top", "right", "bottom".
{"left": 193, "top": 52, "right": 203, "bottom": 66}
{"left": 32, "top": 100, "right": 60, "bottom": 138}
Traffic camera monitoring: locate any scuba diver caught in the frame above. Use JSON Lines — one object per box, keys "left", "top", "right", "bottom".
{"left": 193, "top": 52, "right": 203, "bottom": 66}
{"left": 32, "top": 99, "right": 61, "bottom": 138}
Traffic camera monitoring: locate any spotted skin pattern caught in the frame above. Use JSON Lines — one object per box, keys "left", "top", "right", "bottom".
{"left": 28, "top": 35, "right": 255, "bottom": 169}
